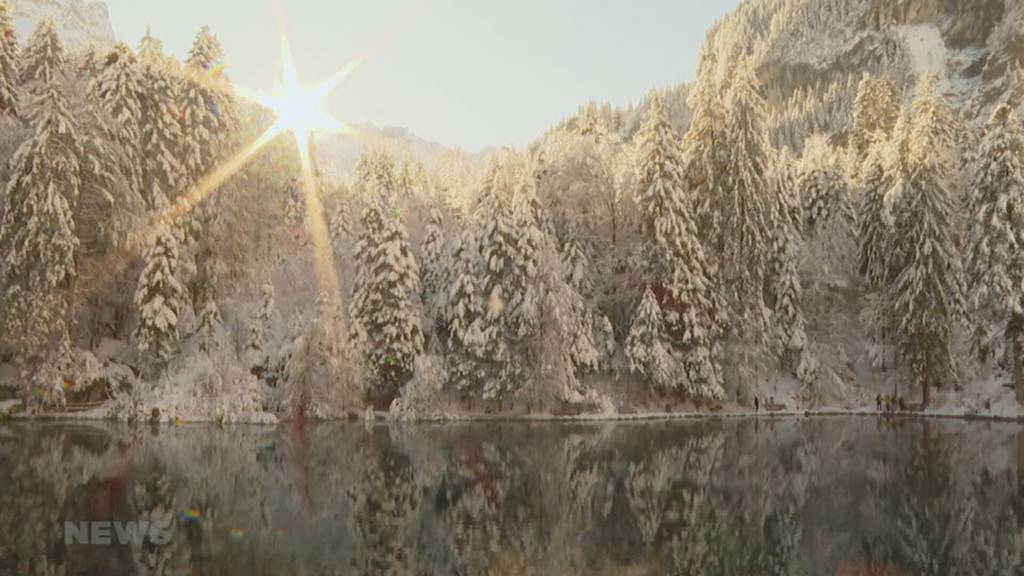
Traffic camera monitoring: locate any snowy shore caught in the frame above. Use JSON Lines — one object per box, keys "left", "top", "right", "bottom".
{"left": 3, "top": 399, "right": 1019, "bottom": 425}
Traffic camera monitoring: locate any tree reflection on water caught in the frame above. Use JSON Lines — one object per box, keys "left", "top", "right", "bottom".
{"left": 0, "top": 417, "right": 1021, "bottom": 575}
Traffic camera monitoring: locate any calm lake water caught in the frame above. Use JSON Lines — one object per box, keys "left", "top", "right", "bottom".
{"left": 0, "top": 417, "right": 1021, "bottom": 575}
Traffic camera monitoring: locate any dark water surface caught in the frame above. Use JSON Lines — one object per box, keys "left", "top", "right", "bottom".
{"left": 0, "top": 417, "right": 1021, "bottom": 575}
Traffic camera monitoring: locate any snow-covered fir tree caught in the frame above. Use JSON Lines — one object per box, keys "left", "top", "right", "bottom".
{"left": 965, "top": 104, "right": 1024, "bottom": 400}
{"left": 634, "top": 92, "right": 724, "bottom": 400}
{"left": 284, "top": 177, "right": 304, "bottom": 226}
{"left": 350, "top": 200, "right": 425, "bottom": 407}
{"left": 851, "top": 74, "right": 900, "bottom": 158}
{"left": 887, "top": 75, "right": 965, "bottom": 406}
{"left": 286, "top": 291, "right": 364, "bottom": 419}
{"left": 0, "top": 69, "right": 82, "bottom": 408}
{"left": 179, "top": 26, "right": 223, "bottom": 187}
{"left": 444, "top": 229, "right": 489, "bottom": 399}
{"left": 857, "top": 137, "right": 897, "bottom": 290}
{"left": 134, "top": 226, "right": 186, "bottom": 368}
{"left": 625, "top": 288, "right": 677, "bottom": 392}
{"left": 561, "top": 238, "right": 592, "bottom": 296}
{"left": 136, "top": 26, "right": 165, "bottom": 67}
{"left": 196, "top": 297, "right": 221, "bottom": 355}
{"left": 138, "top": 38, "right": 185, "bottom": 207}
{"left": 19, "top": 18, "right": 61, "bottom": 87}
{"left": 246, "top": 280, "right": 275, "bottom": 363}
{"left": 94, "top": 43, "right": 145, "bottom": 196}
{"left": 684, "top": 70, "right": 728, "bottom": 224}
{"left": 0, "top": 0, "right": 19, "bottom": 118}
{"left": 420, "top": 208, "right": 447, "bottom": 334}
{"left": 799, "top": 136, "right": 857, "bottom": 286}
{"left": 699, "top": 57, "right": 776, "bottom": 337}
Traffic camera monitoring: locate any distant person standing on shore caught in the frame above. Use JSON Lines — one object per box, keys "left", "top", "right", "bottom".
{"left": 876, "top": 394, "right": 882, "bottom": 412}
{"left": 754, "top": 396, "right": 759, "bottom": 413}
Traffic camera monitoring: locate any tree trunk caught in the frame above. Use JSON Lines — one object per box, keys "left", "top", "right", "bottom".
{"left": 1010, "top": 314, "right": 1024, "bottom": 405}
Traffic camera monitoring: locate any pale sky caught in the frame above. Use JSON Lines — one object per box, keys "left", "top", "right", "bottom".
{"left": 104, "top": 0, "right": 739, "bottom": 151}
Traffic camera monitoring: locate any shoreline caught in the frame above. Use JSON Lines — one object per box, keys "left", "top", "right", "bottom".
{"left": 3, "top": 402, "right": 1021, "bottom": 425}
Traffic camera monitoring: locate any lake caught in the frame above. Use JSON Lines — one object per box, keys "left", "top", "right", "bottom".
{"left": 0, "top": 417, "right": 1021, "bottom": 575}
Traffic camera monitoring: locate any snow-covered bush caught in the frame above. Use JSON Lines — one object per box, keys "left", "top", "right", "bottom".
{"left": 285, "top": 294, "right": 364, "bottom": 419}
{"left": 389, "top": 355, "right": 446, "bottom": 421}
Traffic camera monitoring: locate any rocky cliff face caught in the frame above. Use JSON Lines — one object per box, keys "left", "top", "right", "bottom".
{"left": 696, "top": 0, "right": 1023, "bottom": 149}
{"left": 9, "top": 0, "right": 115, "bottom": 50}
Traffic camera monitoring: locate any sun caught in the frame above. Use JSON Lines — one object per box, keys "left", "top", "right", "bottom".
{"left": 243, "top": 37, "right": 353, "bottom": 161}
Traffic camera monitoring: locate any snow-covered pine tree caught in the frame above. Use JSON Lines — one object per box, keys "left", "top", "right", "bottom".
{"left": 684, "top": 69, "right": 728, "bottom": 223}
{"left": 94, "top": 43, "right": 145, "bottom": 196}
{"left": 635, "top": 92, "right": 724, "bottom": 401}
{"left": 800, "top": 136, "right": 857, "bottom": 287}
{"left": 625, "top": 288, "right": 677, "bottom": 392}
{"left": 857, "top": 138, "right": 897, "bottom": 290}
{"left": 0, "top": 0, "right": 19, "bottom": 118}
{"left": 19, "top": 18, "right": 61, "bottom": 87}
{"left": 133, "top": 226, "right": 186, "bottom": 367}
{"left": 285, "top": 176, "right": 304, "bottom": 226}
{"left": 701, "top": 57, "right": 776, "bottom": 338}
{"left": 0, "top": 70, "right": 83, "bottom": 408}
{"left": 562, "top": 238, "right": 592, "bottom": 296}
{"left": 137, "top": 27, "right": 165, "bottom": 67}
{"left": 350, "top": 202, "right": 384, "bottom": 349}
{"left": 420, "top": 208, "right": 446, "bottom": 333}
{"left": 966, "top": 104, "right": 1024, "bottom": 401}
{"left": 851, "top": 75, "right": 900, "bottom": 159}
{"left": 246, "top": 280, "right": 275, "bottom": 362}
{"left": 887, "top": 75, "right": 965, "bottom": 407}
{"left": 473, "top": 156, "right": 523, "bottom": 399}
{"left": 329, "top": 197, "right": 351, "bottom": 253}
{"left": 850, "top": 74, "right": 876, "bottom": 157}
{"left": 773, "top": 239, "right": 811, "bottom": 382}
{"left": 286, "top": 291, "right": 364, "bottom": 419}
{"left": 197, "top": 298, "right": 221, "bottom": 355}
{"left": 179, "top": 27, "right": 222, "bottom": 188}
{"left": 138, "top": 38, "right": 185, "bottom": 208}
{"left": 444, "top": 229, "right": 488, "bottom": 399}
{"left": 350, "top": 200, "right": 425, "bottom": 407}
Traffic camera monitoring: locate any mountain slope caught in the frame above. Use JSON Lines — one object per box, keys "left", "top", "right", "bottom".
{"left": 701, "top": 0, "right": 1023, "bottom": 149}
{"left": 9, "top": 0, "right": 114, "bottom": 49}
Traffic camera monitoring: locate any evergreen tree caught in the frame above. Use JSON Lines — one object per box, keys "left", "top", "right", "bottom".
{"left": 137, "top": 26, "right": 165, "bottom": 67}
{"left": 684, "top": 72, "right": 728, "bottom": 224}
{"left": 700, "top": 58, "right": 776, "bottom": 337}
{"left": 179, "top": 27, "right": 223, "bottom": 187}
{"left": 420, "top": 208, "right": 446, "bottom": 329}
{"left": 350, "top": 202, "right": 425, "bottom": 407}
{"left": 247, "top": 280, "right": 275, "bottom": 360}
{"left": 561, "top": 238, "right": 592, "bottom": 296}
{"left": 0, "top": 73, "right": 83, "bottom": 408}
{"left": 850, "top": 75, "right": 899, "bottom": 158}
{"left": 474, "top": 156, "right": 526, "bottom": 399}
{"left": 626, "top": 288, "right": 677, "bottom": 392}
{"left": 94, "top": 43, "right": 145, "bottom": 195}
{"left": 636, "top": 92, "right": 725, "bottom": 400}
{"left": 444, "top": 229, "right": 489, "bottom": 398}
{"left": 0, "top": 0, "right": 19, "bottom": 118}
{"left": 19, "top": 18, "right": 62, "bottom": 87}
{"left": 138, "top": 39, "right": 185, "bottom": 207}
{"left": 888, "top": 75, "right": 964, "bottom": 406}
{"left": 966, "top": 104, "right": 1024, "bottom": 401}
{"left": 857, "top": 138, "right": 897, "bottom": 290}
{"left": 286, "top": 291, "right": 364, "bottom": 418}
{"left": 134, "top": 227, "right": 186, "bottom": 366}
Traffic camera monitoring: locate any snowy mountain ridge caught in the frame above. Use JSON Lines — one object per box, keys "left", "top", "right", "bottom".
{"left": 701, "top": 0, "right": 1023, "bottom": 148}
{"left": 8, "top": 0, "right": 114, "bottom": 49}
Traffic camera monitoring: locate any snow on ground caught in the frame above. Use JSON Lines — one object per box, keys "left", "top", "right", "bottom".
{"left": 899, "top": 24, "right": 951, "bottom": 88}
